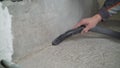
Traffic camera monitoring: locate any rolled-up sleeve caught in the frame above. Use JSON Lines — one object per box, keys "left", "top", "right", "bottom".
{"left": 98, "top": 0, "right": 120, "bottom": 20}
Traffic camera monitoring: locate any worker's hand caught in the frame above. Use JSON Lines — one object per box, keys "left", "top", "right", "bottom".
{"left": 74, "top": 14, "right": 102, "bottom": 33}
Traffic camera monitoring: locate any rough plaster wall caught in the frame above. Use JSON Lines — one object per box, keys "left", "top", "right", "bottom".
{"left": 3, "top": 0, "right": 98, "bottom": 61}
{"left": 2, "top": 0, "right": 120, "bottom": 68}
{"left": 97, "top": 0, "right": 105, "bottom": 8}
{"left": 0, "top": 2, "right": 13, "bottom": 62}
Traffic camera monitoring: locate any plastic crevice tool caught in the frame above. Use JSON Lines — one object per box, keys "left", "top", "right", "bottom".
{"left": 52, "top": 25, "right": 85, "bottom": 45}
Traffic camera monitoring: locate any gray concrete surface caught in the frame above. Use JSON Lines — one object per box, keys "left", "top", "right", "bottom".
{"left": 2, "top": 0, "right": 120, "bottom": 68}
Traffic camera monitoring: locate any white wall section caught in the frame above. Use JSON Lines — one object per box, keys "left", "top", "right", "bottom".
{"left": 0, "top": 2, "right": 13, "bottom": 62}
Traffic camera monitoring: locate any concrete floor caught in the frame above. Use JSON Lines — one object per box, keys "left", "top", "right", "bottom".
{"left": 2, "top": 0, "right": 120, "bottom": 68}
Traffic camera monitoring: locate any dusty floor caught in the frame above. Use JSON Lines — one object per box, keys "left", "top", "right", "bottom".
{"left": 2, "top": 0, "right": 120, "bottom": 68}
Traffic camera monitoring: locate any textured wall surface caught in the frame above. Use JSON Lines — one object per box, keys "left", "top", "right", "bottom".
{"left": 2, "top": 0, "right": 120, "bottom": 68}
{"left": 6, "top": 0, "right": 98, "bottom": 60}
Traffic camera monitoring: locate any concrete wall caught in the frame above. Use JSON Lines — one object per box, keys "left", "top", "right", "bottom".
{"left": 2, "top": 0, "right": 98, "bottom": 61}
{"left": 2, "top": 0, "right": 98, "bottom": 62}
{"left": 1, "top": 1, "right": 120, "bottom": 68}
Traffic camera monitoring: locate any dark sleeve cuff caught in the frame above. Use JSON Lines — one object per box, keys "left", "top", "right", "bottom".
{"left": 98, "top": 8, "right": 110, "bottom": 21}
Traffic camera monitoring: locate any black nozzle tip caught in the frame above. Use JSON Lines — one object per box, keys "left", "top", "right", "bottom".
{"left": 52, "top": 41, "right": 59, "bottom": 45}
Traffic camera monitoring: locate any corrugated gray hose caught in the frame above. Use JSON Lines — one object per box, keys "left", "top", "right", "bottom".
{"left": 52, "top": 25, "right": 120, "bottom": 45}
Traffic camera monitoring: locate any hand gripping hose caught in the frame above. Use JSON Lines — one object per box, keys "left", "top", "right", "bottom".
{"left": 52, "top": 25, "right": 120, "bottom": 45}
